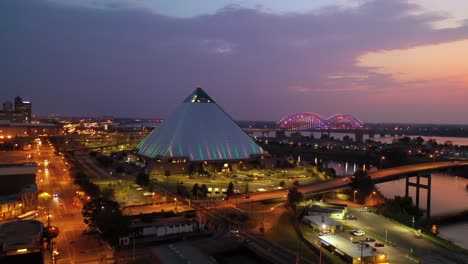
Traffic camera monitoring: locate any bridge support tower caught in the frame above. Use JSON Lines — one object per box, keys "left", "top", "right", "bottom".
{"left": 405, "top": 173, "right": 432, "bottom": 219}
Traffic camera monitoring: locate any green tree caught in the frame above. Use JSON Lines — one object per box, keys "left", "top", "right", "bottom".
{"left": 136, "top": 172, "right": 150, "bottom": 186}
{"left": 199, "top": 184, "right": 208, "bottom": 198}
{"left": 101, "top": 187, "right": 115, "bottom": 200}
{"left": 287, "top": 187, "right": 304, "bottom": 210}
{"left": 324, "top": 168, "right": 336, "bottom": 178}
{"left": 82, "top": 198, "right": 129, "bottom": 245}
{"left": 226, "top": 182, "right": 234, "bottom": 197}
{"left": 164, "top": 170, "right": 171, "bottom": 182}
{"left": 351, "top": 170, "right": 375, "bottom": 203}
{"left": 279, "top": 180, "right": 286, "bottom": 188}
{"left": 413, "top": 137, "right": 425, "bottom": 146}
{"left": 192, "top": 183, "right": 200, "bottom": 198}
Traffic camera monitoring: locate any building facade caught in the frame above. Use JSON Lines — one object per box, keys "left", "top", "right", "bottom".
{"left": 0, "top": 96, "right": 32, "bottom": 123}
{"left": 0, "top": 163, "right": 38, "bottom": 222}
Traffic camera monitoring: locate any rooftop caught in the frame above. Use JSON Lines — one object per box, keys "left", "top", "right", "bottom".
{"left": 319, "top": 234, "right": 386, "bottom": 259}
{"left": 0, "top": 220, "right": 43, "bottom": 255}
{"left": 303, "top": 214, "right": 341, "bottom": 227}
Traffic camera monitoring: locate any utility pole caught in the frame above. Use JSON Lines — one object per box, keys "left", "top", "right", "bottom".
{"left": 385, "top": 229, "right": 388, "bottom": 245}
{"left": 360, "top": 240, "right": 364, "bottom": 264}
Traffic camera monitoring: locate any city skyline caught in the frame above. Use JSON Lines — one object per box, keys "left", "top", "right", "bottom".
{"left": 3, "top": 0, "right": 468, "bottom": 124}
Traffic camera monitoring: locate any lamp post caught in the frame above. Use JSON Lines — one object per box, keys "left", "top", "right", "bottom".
{"left": 371, "top": 191, "right": 376, "bottom": 206}
{"left": 174, "top": 198, "right": 178, "bottom": 211}
{"left": 380, "top": 156, "right": 385, "bottom": 169}
{"left": 353, "top": 190, "right": 358, "bottom": 204}
{"left": 412, "top": 216, "right": 415, "bottom": 229}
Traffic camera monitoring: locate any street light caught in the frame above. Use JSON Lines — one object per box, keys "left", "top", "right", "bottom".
{"left": 380, "top": 156, "right": 385, "bottom": 169}
{"left": 353, "top": 190, "right": 358, "bottom": 204}
{"left": 371, "top": 191, "right": 376, "bottom": 206}
{"left": 174, "top": 198, "right": 178, "bottom": 211}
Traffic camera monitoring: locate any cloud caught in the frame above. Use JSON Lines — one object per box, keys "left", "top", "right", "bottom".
{"left": 2, "top": 0, "right": 468, "bottom": 123}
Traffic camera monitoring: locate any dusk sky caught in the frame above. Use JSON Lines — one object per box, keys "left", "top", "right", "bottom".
{"left": 2, "top": 0, "right": 468, "bottom": 124}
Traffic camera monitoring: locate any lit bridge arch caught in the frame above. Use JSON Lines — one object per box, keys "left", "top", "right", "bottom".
{"left": 277, "top": 113, "right": 363, "bottom": 130}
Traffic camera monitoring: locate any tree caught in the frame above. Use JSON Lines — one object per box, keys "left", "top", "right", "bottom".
{"left": 413, "top": 137, "right": 425, "bottom": 146}
{"left": 192, "top": 183, "right": 200, "bottom": 198}
{"left": 279, "top": 180, "right": 285, "bottom": 188}
{"left": 136, "top": 172, "right": 150, "bottom": 186}
{"left": 164, "top": 170, "right": 171, "bottom": 182}
{"left": 324, "top": 168, "right": 336, "bottom": 178}
{"left": 176, "top": 184, "right": 190, "bottom": 197}
{"left": 287, "top": 187, "right": 304, "bottom": 210}
{"left": 101, "top": 187, "right": 115, "bottom": 200}
{"left": 199, "top": 184, "right": 208, "bottom": 198}
{"left": 82, "top": 197, "right": 129, "bottom": 245}
{"left": 226, "top": 182, "right": 234, "bottom": 197}
{"left": 351, "top": 170, "right": 374, "bottom": 203}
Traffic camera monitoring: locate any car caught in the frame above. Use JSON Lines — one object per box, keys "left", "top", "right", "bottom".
{"left": 243, "top": 195, "right": 250, "bottom": 199}
{"left": 341, "top": 177, "right": 349, "bottom": 182}
{"left": 365, "top": 237, "right": 375, "bottom": 242}
{"left": 229, "top": 229, "right": 240, "bottom": 236}
{"left": 53, "top": 193, "right": 59, "bottom": 198}
{"left": 374, "top": 242, "right": 384, "bottom": 247}
{"left": 353, "top": 230, "right": 365, "bottom": 236}
{"left": 345, "top": 214, "right": 357, "bottom": 220}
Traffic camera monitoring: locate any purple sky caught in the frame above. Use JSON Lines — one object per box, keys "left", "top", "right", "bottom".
{"left": 2, "top": 0, "right": 468, "bottom": 124}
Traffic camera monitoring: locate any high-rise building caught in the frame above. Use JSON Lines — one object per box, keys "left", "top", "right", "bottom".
{"left": 2, "top": 101, "right": 12, "bottom": 112}
{"left": 0, "top": 96, "right": 32, "bottom": 123}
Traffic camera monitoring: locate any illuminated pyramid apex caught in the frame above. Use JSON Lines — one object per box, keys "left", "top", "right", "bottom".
{"left": 183, "top": 87, "right": 215, "bottom": 103}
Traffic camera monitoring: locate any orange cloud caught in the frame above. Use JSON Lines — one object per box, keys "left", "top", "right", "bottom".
{"left": 358, "top": 39, "right": 468, "bottom": 86}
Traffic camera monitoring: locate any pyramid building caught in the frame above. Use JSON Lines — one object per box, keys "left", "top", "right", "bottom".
{"left": 137, "top": 88, "right": 268, "bottom": 172}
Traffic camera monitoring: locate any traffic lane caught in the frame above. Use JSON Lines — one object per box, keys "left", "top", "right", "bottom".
{"left": 349, "top": 208, "right": 468, "bottom": 263}
{"left": 370, "top": 161, "right": 468, "bottom": 180}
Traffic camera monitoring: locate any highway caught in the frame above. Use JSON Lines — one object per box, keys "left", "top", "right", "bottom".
{"left": 228, "top": 161, "right": 468, "bottom": 203}
{"left": 369, "top": 161, "right": 468, "bottom": 182}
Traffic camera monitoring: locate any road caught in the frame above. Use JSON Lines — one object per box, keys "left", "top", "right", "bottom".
{"left": 225, "top": 161, "right": 468, "bottom": 203}
{"left": 1, "top": 140, "right": 114, "bottom": 264}
{"left": 369, "top": 161, "right": 468, "bottom": 182}
{"left": 348, "top": 207, "right": 468, "bottom": 264}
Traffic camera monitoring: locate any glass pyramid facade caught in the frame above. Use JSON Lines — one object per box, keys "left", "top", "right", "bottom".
{"left": 137, "top": 88, "right": 267, "bottom": 161}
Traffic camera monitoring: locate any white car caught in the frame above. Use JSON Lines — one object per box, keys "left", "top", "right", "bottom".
{"left": 353, "top": 230, "right": 365, "bottom": 236}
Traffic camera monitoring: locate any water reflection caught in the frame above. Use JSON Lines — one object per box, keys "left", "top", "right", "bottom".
{"left": 377, "top": 173, "right": 468, "bottom": 216}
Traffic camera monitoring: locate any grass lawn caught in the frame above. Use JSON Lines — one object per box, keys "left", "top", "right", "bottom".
{"left": 264, "top": 211, "right": 318, "bottom": 261}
